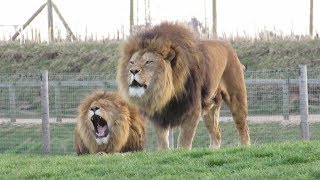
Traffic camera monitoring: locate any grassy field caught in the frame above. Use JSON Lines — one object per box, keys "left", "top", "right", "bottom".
{"left": 1, "top": 40, "right": 320, "bottom": 77}
{"left": 1, "top": 121, "right": 320, "bottom": 155}
{"left": 0, "top": 141, "right": 320, "bottom": 179}
{"left": 0, "top": 42, "right": 119, "bottom": 76}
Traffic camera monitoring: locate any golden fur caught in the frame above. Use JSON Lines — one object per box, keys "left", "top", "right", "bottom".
{"left": 117, "top": 22, "right": 250, "bottom": 149}
{"left": 74, "top": 90, "right": 146, "bottom": 155}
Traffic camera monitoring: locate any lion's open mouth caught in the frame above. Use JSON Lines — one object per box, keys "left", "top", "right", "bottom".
{"left": 129, "top": 79, "right": 147, "bottom": 89}
{"left": 91, "top": 114, "right": 109, "bottom": 138}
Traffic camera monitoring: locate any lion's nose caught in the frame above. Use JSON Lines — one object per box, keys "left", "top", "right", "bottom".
{"left": 90, "top": 106, "right": 100, "bottom": 112}
{"left": 130, "top": 69, "right": 140, "bottom": 75}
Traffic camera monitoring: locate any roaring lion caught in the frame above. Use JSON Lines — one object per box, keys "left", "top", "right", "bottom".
{"left": 117, "top": 22, "right": 250, "bottom": 149}
{"left": 74, "top": 90, "right": 146, "bottom": 155}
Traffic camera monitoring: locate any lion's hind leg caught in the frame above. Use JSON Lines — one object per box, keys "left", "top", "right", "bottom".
{"left": 203, "top": 93, "right": 222, "bottom": 149}
{"left": 223, "top": 87, "right": 250, "bottom": 146}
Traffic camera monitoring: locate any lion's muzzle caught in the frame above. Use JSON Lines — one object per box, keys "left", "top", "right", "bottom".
{"left": 129, "top": 78, "right": 147, "bottom": 97}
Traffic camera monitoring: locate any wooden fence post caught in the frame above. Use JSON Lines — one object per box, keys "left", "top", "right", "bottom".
{"left": 41, "top": 70, "right": 51, "bottom": 154}
{"left": 9, "top": 83, "right": 16, "bottom": 122}
{"left": 212, "top": 0, "right": 217, "bottom": 38}
{"left": 11, "top": 3, "right": 47, "bottom": 41}
{"left": 299, "top": 65, "right": 309, "bottom": 140}
{"left": 310, "top": 0, "right": 314, "bottom": 37}
{"left": 130, "top": 0, "right": 134, "bottom": 34}
{"left": 54, "top": 81, "right": 62, "bottom": 122}
{"left": 47, "top": 0, "right": 54, "bottom": 43}
{"left": 52, "top": 3, "right": 77, "bottom": 41}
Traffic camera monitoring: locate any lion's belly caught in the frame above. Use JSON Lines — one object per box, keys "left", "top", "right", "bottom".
{"left": 151, "top": 106, "right": 190, "bottom": 128}
{"left": 150, "top": 92, "right": 201, "bottom": 128}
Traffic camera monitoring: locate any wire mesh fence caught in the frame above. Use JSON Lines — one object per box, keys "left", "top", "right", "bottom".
{"left": 0, "top": 67, "right": 319, "bottom": 155}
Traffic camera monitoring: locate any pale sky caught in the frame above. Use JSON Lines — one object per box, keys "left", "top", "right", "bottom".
{"left": 0, "top": 0, "right": 318, "bottom": 41}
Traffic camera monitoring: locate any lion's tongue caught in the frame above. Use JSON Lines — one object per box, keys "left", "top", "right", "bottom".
{"left": 97, "top": 125, "right": 107, "bottom": 136}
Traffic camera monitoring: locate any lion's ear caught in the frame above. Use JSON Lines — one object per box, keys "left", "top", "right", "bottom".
{"left": 166, "top": 48, "right": 176, "bottom": 62}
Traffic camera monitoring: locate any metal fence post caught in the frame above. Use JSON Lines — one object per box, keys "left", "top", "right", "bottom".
{"left": 299, "top": 65, "right": 309, "bottom": 140}
{"left": 54, "top": 81, "right": 62, "bottom": 122}
{"left": 40, "top": 70, "right": 51, "bottom": 154}
{"left": 9, "top": 83, "right": 17, "bottom": 122}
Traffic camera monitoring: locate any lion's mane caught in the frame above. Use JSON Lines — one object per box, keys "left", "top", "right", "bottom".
{"left": 74, "top": 91, "right": 146, "bottom": 154}
{"left": 118, "top": 22, "right": 208, "bottom": 127}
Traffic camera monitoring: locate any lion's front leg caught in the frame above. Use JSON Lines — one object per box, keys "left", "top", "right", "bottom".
{"left": 74, "top": 128, "right": 89, "bottom": 155}
{"left": 177, "top": 106, "right": 201, "bottom": 149}
{"left": 153, "top": 122, "right": 170, "bottom": 149}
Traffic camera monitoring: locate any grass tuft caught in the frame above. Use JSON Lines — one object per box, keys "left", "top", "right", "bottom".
{"left": 207, "top": 158, "right": 227, "bottom": 167}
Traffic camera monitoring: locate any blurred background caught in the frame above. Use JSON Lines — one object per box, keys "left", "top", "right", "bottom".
{"left": 0, "top": 0, "right": 318, "bottom": 42}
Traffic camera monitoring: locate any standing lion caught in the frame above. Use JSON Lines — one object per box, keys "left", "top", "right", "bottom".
{"left": 117, "top": 22, "right": 250, "bottom": 149}
{"left": 74, "top": 90, "right": 146, "bottom": 155}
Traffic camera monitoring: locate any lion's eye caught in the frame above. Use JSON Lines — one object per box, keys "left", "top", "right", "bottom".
{"left": 129, "top": 61, "right": 134, "bottom": 65}
{"left": 145, "top": 60, "right": 153, "bottom": 65}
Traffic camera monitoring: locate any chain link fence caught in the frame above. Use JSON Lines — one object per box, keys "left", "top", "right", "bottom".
{"left": 0, "top": 67, "right": 319, "bottom": 154}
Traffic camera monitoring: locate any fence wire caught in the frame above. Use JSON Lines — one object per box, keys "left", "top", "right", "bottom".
{"left": 0, "top": 68, "right": 319, "bottom": 154}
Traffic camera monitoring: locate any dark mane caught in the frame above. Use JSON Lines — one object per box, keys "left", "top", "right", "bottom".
{"left": 132, "top": 23, "right": 207, "bottom": 127}
{"left": 120, "top": 22, "right": 209, "bottom": 127}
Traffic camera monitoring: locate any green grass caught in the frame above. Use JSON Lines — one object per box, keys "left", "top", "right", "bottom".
{"left": 1, "top": 121, "right": 320, "bottom": 155}
{"left": 0, "top": 42, "right": 119, "bottom": 76}
{"left": 2, "top": 40, "right": 320, "bottom": 74}
{"left": 0, "top": 141, "right": 320, "bottom": 179}
{"left": 232, "top": 39, "right": 320, "bottom": 70}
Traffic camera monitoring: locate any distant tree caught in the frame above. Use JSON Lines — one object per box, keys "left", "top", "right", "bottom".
{"left": 188, "top": 17, "right": 209, "bottom": 39}
{"left": 189, "top": 17, "right": 201, "bottom": 37}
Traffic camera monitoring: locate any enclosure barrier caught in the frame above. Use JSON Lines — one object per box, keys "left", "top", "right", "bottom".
{"left": 0, "top": 66, "right": 319, "bottom": 154}
{"left": 299, "top": 65, "right": 309, "bottom": 140}
{"left": 40, "top": 70, "right": 50, "bottom": 154}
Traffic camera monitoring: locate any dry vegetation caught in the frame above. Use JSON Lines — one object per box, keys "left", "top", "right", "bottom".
{"left": 1, "top": 39, "right": 320, "bottom": 76}
{"left": 232, "top": 39, "right": 320, "bottom": 70}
